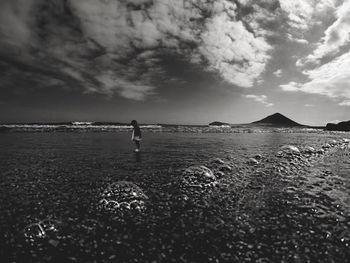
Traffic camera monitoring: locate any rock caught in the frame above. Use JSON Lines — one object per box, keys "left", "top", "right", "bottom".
{"left": 343, "top": 138, "right": 350, "bottom": 143}
{"left": 322, "top": 143, "right": 331, "bottom": 149}
{"left": 182, "top": 165, "right": 217, "bottom": 187}
{"left": 219, "top": 164, "right": 232, "bottom": 172}
{"left": 183, "top": 165, "right": 215, "bottom": 179}
{"left": 214, "top": 171, "right": 225, "bottom": 179}
{"left": 81, "top": 219, "right": 98, "bottom": 232}
{"left": 24, "top": 219, "right": 61, "bottom": 244}
{"left": 276, "top": 151, "right": 284, "bottom": 157}
{"left": 329, "top": 140, "right": 337, "bottom": 145}
{"left": 99, "top": 181, "right": 148, "bottom": 212}
{"left": 40, "top": 219, "right": 60, "bottom": 235}
{"left": 253, "top": 154, "right": 262, "bottom": 160}
{"left": 303, "top": 146, "right": 315, "bottom": 154}
{"left": 212, "top": 158, "right": 225, "bottom": 165}
{"left": 24, "top": 223, "right": 46, "bottom": 242}
{"left": 281, "top": 145, "right": 300, "bottom": 154}
{"left": 247, "top": 158, "right": 259, "bottom": 165}
{"left": 317, "top": 149, "right": 325, "bottom": 154}
{"left": 326, "top": 120, "right": 350, "bottom": 132}
{"left": 48, "top": 239, "right": 59, "bottom": 247}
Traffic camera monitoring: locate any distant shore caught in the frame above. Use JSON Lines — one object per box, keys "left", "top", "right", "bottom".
{"left": 0, "top": 123, "right": 341, "bottom": 134}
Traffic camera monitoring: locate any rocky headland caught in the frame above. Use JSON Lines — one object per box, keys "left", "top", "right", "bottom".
{"left": 326, "top": 120, "right": 350, "bottom": 132}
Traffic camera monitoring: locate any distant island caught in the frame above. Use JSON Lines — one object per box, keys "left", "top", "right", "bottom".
{"left": 326, "top": 120, "right": 350, "bottom": 132}
{"left": 252, "top": 113, "right": 304, "bottom": 127}
{"left": 209, "top": 113, "right": 305, "bottom": 127}
{"left": 208, "top": 121, "right": 230, "bottom": 126}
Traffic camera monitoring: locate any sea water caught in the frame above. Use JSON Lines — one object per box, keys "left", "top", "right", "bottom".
{"left": 0, "top": 131, "right": 349, "bottom": 262}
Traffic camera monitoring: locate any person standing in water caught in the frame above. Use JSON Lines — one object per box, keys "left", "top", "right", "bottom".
{"left": 130, "top": 120, "right": 142, "bottom": 152}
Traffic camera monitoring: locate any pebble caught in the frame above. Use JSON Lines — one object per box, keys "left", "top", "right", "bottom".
{"left": 212, "top": 158, "right": 225, "bottom": 165}
{"left": 215, "top": 171, "right": 225, "bottom": 178}
{"left": 329, "top": 140, "right": 337, "bottom": 145}
{"left": 303, "top": 146, "right": 315, "bottom": 154}
{"left": 322, "top": 143, "right": 331, "bottom": 149}
{"left": 247, "top": 158, "right": 259, "bottom": 165}
{"left": 219, "top": 164, "right": 232, "bottom": 172}
{"left": 253, "top": 154, "right": 262, "bottom": 160}
{"left": 281, "top": 145, "right": 300, "bottom": 154}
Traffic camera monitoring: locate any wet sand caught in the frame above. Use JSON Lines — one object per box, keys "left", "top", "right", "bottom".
{"left": 0, "top": 132, "right": 349, "bottom": 262}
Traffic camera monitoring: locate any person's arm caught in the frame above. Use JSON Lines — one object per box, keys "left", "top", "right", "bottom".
{"left": 131, "top": 129, "right": 135, "bottom": 140}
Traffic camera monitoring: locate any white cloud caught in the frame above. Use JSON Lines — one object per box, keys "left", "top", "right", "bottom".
{"left": 302, "top": 0, "right": 350, "bottom": 65}
{"left": 273, "top": 69, "right": 282, "bottom": 77}
{"left": 279, "top": 0, "right": 314, "bottom": 30}
{"left": 279, "top": 0, "right": 336, "bottom": 31}
{"left": 200, "top": 14, "right": 272, "bottom": 87}
{"left": 243, "top": 94, "right": 273, "bottom": 107}
{"left": 339, "top": 100, "right": 350, "bottom": 106}
{"left": 282, "top": 1, "right": 350, "bottom": 108}
{"left": 293, "top": 38, "right": 309, "bottom": 44}
{"left": 280, "top": 51, "right": 350, "bottom": 100}
{"left": 280, "top": 81, "right": 300, "bottom": 92}
{"left": 286, "top": 33, "right": 309, "bottom": 44}
{"left": 70, "top": 0, "right": 273, "bottom": 88}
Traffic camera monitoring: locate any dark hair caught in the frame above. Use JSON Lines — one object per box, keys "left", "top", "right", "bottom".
{"left": 131, "top": 120, "right": 138, "bottom": 126}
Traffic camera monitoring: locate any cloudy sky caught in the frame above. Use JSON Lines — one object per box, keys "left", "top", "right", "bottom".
{"left": 0, "top": 0, "right": 349, "bottom": 125}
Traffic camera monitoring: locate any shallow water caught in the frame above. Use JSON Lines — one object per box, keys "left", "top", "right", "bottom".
{"left": 0, "top": 131, "right": 349, "bottom": 262}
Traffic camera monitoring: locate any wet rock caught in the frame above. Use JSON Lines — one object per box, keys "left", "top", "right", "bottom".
{"left": 316, "top": 149, "right": 325, "bottom": 154}
{"left": 247, "top": 158, "right": 259, "bottom": 165}
{"left": 253, "top": 154, "right": 262, "bottom": 160}
{"left": 322, "top": 143, "right": 331, "bottom": 149}
{"left": 329, "top": 139, "right": 337, "bottom": 145}
{"left": 214, "top": 171, "right": 225, "bottom": 179}
{"left": 24, "top": 223, "right": 46, "bottom": 242}
{"left": 276, "top": 151, "right": 284, "bottom": 157}
{"left": 48, "top": 239, "right": 59, "bottom": 247}
{"left": 281, "top": 145, "right": 300, "bottom": 154}
{"left": 303, "top": 146, "right": 315, "bottom": 154}
{"left": 183, "top": 165, "right": 215, "bottom": 179}
{"left": 99, "top": 181, "right": 148, "bottom": 212}
{"left": 80, "top": 219, "right": 99, "bottom": 232}
{"left": 219, "top": 164, "right": 232, "bottom": 172}
{"left": 212, "top": 158, "right": 225, "bottom": 165}
{"left": 182, "top": 165, "right": 217, "bottom": 187}
{"left": 24, "top": 219, "right": 61, "bottom": 244}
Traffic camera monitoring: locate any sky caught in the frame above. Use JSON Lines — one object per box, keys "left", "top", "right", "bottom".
{"left": 0, "top": 0, "right": 349, "bottom": 125}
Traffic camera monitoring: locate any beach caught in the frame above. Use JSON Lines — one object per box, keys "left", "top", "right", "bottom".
{"left": 1, "top": 130, "right": 350, "bottom": 262}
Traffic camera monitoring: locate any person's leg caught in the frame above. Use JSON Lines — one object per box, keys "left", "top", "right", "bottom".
{"left": 134, "top": 140, "right": 140, "bottom": 150}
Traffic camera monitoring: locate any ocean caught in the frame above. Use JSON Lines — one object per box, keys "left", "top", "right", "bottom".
{"left": 1, "top": 131, "right": 349, "bottom": 262}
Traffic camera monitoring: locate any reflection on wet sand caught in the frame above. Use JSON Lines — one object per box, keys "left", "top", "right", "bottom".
{"left": 1, "top": 132, "right": 349, "bottom": 262}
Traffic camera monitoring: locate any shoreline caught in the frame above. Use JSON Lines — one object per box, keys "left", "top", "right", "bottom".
{"left": 0, "top": 125, "right": 338, "bottom": 134}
